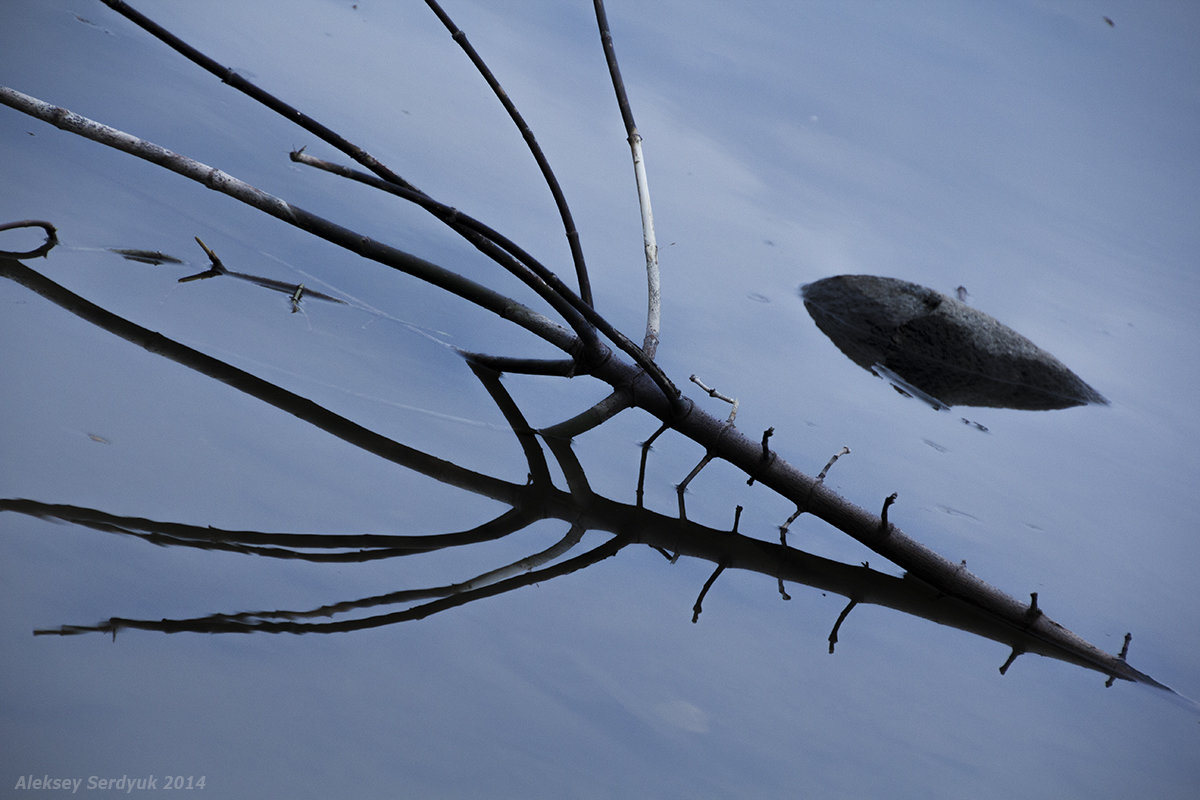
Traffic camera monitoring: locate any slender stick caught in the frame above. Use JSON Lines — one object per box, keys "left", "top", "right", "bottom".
{"left": 289, "top": 151, "right": 680, "bottom": 403}
{"left": 94, "top": 0, "right": 681, "bottom": 407}
{"left": 97, "top": 0, "right": 415, "bottom": 192}
{"left": 289, "top": 150, "right": 605, "bottom": 361}
{"left": 594, "top": 0, "right": 661, "bottom": 358}
{"left": 287, "top": 150, "right": 601, "bottom": 356}
{"left": 0, "top": 219, "right": 58, "bottom": 258}
{"left": 0, "top": 86, "right": 575, "bottom": 355}
{"left": 95, "top": 0, "right": 604, "bottom": 360}
{"left": 424, "top": 0, "right": 593, "bottom": 308}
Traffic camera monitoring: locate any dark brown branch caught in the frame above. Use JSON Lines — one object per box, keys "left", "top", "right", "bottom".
{"left": 1106, "top": 633, "right": 1134, "bottom": 687}
{"left": 592, "top": 0, "right": 661, "bottom": 359}
{"left": 747, "top": 428, "right": 776, "bottom": 486}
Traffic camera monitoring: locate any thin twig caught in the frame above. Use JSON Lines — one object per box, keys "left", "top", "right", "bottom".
{"left": 817, "top": 446, "right": 851, "bottom": 482}
{"left": 35, "top": 534, "right": 629, "bottom": 636}
{"left": 690, "top": 374, "right": 738, "bottom": 423}
{"left": 691, "top": 561, "right": 728, "bottom": 623}
{"left": 468, "top": 361, "right": 552, "bottom": 487}
{"left": 635, "top": 422, "right": 670, "bottom": 509}
{"left": 0, "top": 87, "right": 576, "bottom": 354}
{"left": 676, "top": 454, "right": 714, "bottom": 521}
{"left": 881, "top": 492, "right": 898, "bottom": 531}
{"left": 290, "top": 150, "right": 602, "bottom": 358}
{"left": 778, "top": 506, "right": 804, "bottom": 547}
{"left": 98, "top": 0, "right": 417, "bottom": 192}
{"left": 999, "top": 647, "right": 1024, "bottom": 675}
{"left": 97, "top": 1, "right": 614, "bottom": 377}
{"left": 0, "top": 219, "right": 58, "bottom": 258}
{"left": 828, "top": 599, "right": 858, "bottom": 653}
{"left": 290, "top": 149, "right": 683, "bottom": 405}
{"left": 593, "top": 0, "right": 661, "bottom": 358}
{"left": 424, "top": 0, "right": 593, "bottom": 307}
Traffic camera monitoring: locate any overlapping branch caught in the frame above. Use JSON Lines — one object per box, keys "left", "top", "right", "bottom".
{"left": 0, "top": 2, "right": 1168, "bottom": 691}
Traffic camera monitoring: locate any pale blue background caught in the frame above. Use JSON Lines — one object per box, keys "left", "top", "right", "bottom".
{"left": 2, "top": 2, "right": 1198, "bottom": 798}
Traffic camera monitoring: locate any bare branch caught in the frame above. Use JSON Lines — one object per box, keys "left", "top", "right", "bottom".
{"left": 0, "top": 219, "right": 58, "bottom": 258}
{"left": 540, "top": 390, "right": 633, "bottom": 439}
{"left": 34, "top": 534, "right": 629, "bottom": 636}
{"left": 424, "top": 0, "right": 593, "bottom": 307}
{"left": 594, "top": 0, "right": 661, "bottom": 357}
{"left": 690, "top": 374, "right": 739, "bottom": 423}
{"left": 289, "top": 149, "right": 602, "bottom": 361}
{"left": 636, "top": 422, "right": 670, "bottom": 509}
{"left": 98, "top": 0, "right": 419, "bottom": 192}
{"left": 691, "top": 561, "right": 728, "bottom": 623}
{"left": 0, "top": 86, "right": 577, "bottom": 354}
{"left": 828, "top": 599, "right": 858, "bottom": 653}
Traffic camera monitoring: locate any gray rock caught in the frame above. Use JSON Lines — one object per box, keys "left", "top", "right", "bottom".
{"left": 800, "top": 275, "right": 1107, "bottom": 410}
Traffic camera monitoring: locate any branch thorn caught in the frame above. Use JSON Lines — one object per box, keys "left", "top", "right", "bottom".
{"left": 880, "top": 492, "right": 898, "bottom": 531}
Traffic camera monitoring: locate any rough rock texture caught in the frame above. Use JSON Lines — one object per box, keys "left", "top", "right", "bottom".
{"left": 801, "top": 275, "right": 1107, "bottom": 410}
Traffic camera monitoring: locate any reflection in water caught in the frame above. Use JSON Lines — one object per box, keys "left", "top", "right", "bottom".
{"left": 179, "top": 236, "right": 346, "bottom": 312}
{"left": 110, "top": 248, "right": 184, "bottom": 266}
{"left": 801, "top": 275, "right": 1108, "bottom": 411}
{"left": 0, "top": 245, "right": 1167, "bottom": 691}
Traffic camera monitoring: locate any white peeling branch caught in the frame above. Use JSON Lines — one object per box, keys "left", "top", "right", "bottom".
{"left": 594, "top": 0, "right": 661, "bottom": 359}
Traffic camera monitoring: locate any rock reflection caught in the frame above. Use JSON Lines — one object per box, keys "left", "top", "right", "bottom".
{"left": 801, "top": 275, "right": 1107, "bottom": 411}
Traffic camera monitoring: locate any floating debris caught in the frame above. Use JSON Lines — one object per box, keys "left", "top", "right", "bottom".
{"left": 800, "top": 275, "right": 1107, "bottom": 411}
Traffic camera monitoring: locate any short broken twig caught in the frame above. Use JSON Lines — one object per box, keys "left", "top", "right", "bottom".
{"left": 691, "top": 561, "right": 728, "bottom": 623}
{"left": 817, "top": 446, "right": 850, "bottom": 482}
{"left": 999, "top": 647, "right": 1025, "bottom": 675}
{"left": 690, "top": 374, "right": 738, "bottom": 423}
{"left": 828, "top": 599, "right": 858, "bottom": 654}
{"left": 880, "top": 492, "right": 898, "bottom": 531}
{"left": 747, "top": 427, "right": 775, "bottom": 486}
{"left": 635, "top": 422, "right": 669, "bottom": 509}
